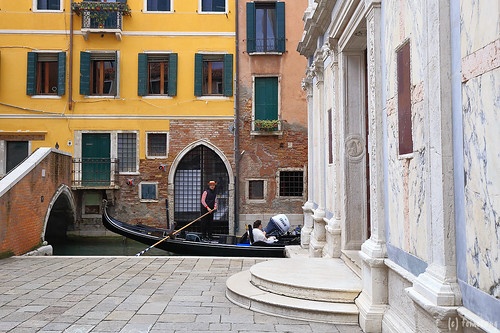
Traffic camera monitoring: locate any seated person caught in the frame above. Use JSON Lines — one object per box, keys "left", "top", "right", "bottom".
{"left": 263, "top": 214, "right": 290, "bottom": 237}
{"left": 252, "top": 220, "right": 277, "bottom": 244}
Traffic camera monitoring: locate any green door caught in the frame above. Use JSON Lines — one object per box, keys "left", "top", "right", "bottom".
{"left": 82, "top": 133, "right": 111, "bottom": 186}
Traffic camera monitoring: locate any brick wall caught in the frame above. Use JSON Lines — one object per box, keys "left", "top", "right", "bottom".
{"left": 0, "top": 150, "right": 72, "bottom": 256}
{"left": 109, "top": 120, "right": 235, "bottom": 227}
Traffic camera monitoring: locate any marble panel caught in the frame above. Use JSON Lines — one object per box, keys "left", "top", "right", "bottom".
{"left": 462, "top": 68, "right": 500, "bottom": 298}
{"left": 461, "top": 0, "right": 500, "bottom": 56}
{"left": 385, "top": 96, "right": 428, "bottom": 261}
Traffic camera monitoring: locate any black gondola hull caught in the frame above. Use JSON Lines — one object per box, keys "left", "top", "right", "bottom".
{"left": 102, "top": 204, "right": 291, "bottom": 258}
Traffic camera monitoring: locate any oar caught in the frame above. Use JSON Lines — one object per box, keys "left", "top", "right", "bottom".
{"left": 134, "top": 210, "right": 213, "bottom": 256}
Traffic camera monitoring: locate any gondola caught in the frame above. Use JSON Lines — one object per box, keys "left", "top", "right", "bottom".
{"left": 102, "top": 201, "right": 300, "bottom": 258}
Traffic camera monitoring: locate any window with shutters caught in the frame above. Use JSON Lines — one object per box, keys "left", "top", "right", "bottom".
{"left": 397, "top": 41, "right": 413, "bottom": 155}
{"left": 246, "top": 2, "right": 285, "bottom": 53}
{"left": 34, "top": 0, "right": 62, "bottom": 11}
{"left": 117, "top": 132, "right": 137, "bottom": 173}
{"left": 26, "top": 52, "right": 66, "bottom": 96}
{"left": 200, "top": 0, "right": 226, "bottom": 13}
{"left": 194, "top": 53, "right": 233, "bottom": 97}
{"left": 79, "top": 52, "right": 118, "bottom": 96}
{"left": 138, "top": 53, "right": 177, "bottom": 97}
{"left": 253, "top": 76, "right": 280, "bottom": 133}
{"left": 144, "top": 0, "right": 172, "bottom": 12}
{"left": 146, "top": 132, "right": 168, "bottom": 158}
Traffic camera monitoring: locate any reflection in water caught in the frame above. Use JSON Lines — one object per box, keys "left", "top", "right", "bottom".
{"left": 51, "top": 236, "right": 177, "bottom": 256}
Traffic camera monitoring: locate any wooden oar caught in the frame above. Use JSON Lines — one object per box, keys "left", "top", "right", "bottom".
{"left": 134, "top": 210, "right": 213, "bottom": 256}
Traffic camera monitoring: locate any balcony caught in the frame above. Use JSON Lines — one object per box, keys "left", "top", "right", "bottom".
{"left": 72, "top": 158, "right": 120, "bottom": 189}
{"left": 71, "top": 1, "right": 131, "bottom": 41}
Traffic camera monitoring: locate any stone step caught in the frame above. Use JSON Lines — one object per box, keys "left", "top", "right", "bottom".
{"left": 250, "top": 258, "right": 362, "bottom": 302}
{"left": 226, "top": 270, "right": 360, "bottom": 325}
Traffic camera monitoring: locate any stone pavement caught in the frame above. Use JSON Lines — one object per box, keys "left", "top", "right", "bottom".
{"left": 0, "top": 256, "right": 363, "bottom": 333}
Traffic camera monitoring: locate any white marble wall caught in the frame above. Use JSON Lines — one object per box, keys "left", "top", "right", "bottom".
{"left": 461, "top": 0, "right": 500, "bottom": 56}
{"left": 383, "top": 0, "right": 429, "bottom": 261}
{"left": 462, "top": 69, "right": 500, "bottom": 298}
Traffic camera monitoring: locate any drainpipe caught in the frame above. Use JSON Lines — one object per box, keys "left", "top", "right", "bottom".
{"left": 69, "top": 0, "right": 73, "bottom": 110}
{"left": 233, "top": 0, "right": 240, "bottom": 234}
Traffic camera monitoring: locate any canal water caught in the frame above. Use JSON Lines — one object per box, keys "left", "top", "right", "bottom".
{"left": 51, "top": 236, "right": 177, "bottom": 256}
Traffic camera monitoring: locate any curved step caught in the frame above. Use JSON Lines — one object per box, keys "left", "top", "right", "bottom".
{"left": 250, "top": 258, "right": 361, "bottom": 302}
{"left": 226, "top": 270, "right": 359, "bottom": 325}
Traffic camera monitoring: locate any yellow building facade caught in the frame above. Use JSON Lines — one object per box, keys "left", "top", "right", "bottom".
{"left": 0, "top": 0, "right": 237, "bottom": 236}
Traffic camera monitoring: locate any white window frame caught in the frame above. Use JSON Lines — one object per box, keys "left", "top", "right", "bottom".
{"left": 117, "top": 131, "right": 140, "bottom": 175}
{"left": 139, "top": 181, "right": 159, "bottom": 202}
{"left": 143, "top": 0, "right": 174, "bottom": 13}
{"left": 198, "top": 0, "right": 228, "bottom": 14}
{"left": 276, "top": 167, "right": 305, "bottom": 199}
{"left": 84, "top": 50, "right": 120, "bottom": 99}
{"left": 246, "top": 178, "right": 267, "bottom": 203}
{"left": 31, "top": 50, "right": 63, "bottom": 99}
{"left": 146, "top": 132, "right": 169, "bottom": 159}
{"left": 33, "top": 0, "right": 63, "bottom": 12}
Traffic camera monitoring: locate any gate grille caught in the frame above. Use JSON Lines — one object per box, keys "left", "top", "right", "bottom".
{"left": 174, "top": 146, "right": 229, "bottom": 234}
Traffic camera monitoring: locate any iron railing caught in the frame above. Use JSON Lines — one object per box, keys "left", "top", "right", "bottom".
{"left": 72, "top": 158, "right": 119, "bottom": 188}
{"left": 248, "top": 38, "right": 285, "bottom": 53}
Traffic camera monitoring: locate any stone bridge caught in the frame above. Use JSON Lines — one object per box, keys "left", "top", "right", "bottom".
{"left": 0, "top": 148, "right": 75, "bottom": 257}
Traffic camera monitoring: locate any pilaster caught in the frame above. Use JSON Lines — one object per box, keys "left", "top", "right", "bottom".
{"left": 356, "top": 2, "right": 388, "bottom": 332}
{"left": 407, "top": 1, "right": 462, "bottom": 330}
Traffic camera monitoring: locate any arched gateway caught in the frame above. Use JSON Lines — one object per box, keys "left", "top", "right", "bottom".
{"left": 169, "top": 141, "right": 233, "bottom": 235}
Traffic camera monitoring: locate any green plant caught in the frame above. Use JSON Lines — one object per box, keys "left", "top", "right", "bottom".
{"left": 254, "top": 119, "right": 280, "bottom": 131}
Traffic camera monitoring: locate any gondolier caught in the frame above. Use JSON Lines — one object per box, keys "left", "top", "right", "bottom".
{"left": 201, "top": 180, "right": 218, "bottom": 240}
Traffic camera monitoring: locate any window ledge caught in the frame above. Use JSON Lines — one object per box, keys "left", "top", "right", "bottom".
{"left": 251, "top": 130, "right": 283, "bottom": 136}
{"left": 143, "top": 11, "right": 173, "bottom": 14}
{"left": 196, "top": 96, "right": 230, "bottom": 100}
{"left": 84, "top": 95, "right": 119, "bottom": 99}
{"left": 31, "top": 95, "right": 62, "bottom": 99}
{"left": 33, "top": 10, "right": 63, "bottom": 13}
{"left": 119, "top": 172, "right": 140, "bottom": 176}
{"left": 248, "top": 52, "right": 284, "bottom": 56}
{"left": 146, "top": 156, "right": 168, "bottom": 159}
{"left": 140, "top": 199, "right": 159, "bottom": 203}
{"left": 142, "top": 95, "right": 173, "bottom": 99}
{"left": 247, "top": 199, "right": 266, "bottom": 203}
{"left": 198, "top": 11, "right": 227, "bottom": 15}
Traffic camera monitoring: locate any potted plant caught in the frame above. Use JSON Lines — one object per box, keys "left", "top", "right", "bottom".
{"left": 254, "top": 119, "right": 280, "bottom": 131}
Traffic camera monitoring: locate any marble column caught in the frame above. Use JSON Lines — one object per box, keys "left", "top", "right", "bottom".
{"left": 406, "top": 1, "right": 462, "bottom": 331}
{"left": 309, "top": 59, "right": 327, "bottom": 258}
{"left": 355, "top": 1, "right": 388, "bottom": 332}
{"left": 301, "top": 76, "right": 314, "bottom": 249}
{"left": 323, "top": 40, "right": 342, "bottom": 259}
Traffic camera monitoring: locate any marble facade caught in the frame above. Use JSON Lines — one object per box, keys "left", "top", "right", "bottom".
{"left": 298, "top": 0, "right": 499, "bottom": 332}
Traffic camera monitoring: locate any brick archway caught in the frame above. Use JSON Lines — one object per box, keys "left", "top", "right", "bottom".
{"left": 43, "top": 185, "right": 76, "bottom": 244}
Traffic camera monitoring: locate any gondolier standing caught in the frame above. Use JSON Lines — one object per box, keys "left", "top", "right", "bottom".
{"left": 201, "top": 180, "right": 218, "bottom": 240}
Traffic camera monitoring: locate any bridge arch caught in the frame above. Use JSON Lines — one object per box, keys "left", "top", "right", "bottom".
{"left": 43, "top": 184, "right": 76, "bottom": 244}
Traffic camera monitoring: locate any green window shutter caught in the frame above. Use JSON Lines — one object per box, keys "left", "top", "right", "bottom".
{"left": 26, "top": 52, "right": 37, "bottom": 96}
{"left": 57, "top": 52, "right": 66, "bottom": 96}
{"left": 276, "top": 2, "right": 285, "bottom": 53}
{"left": 223, "top": 54, "right": 233, "bottom": 97}
{"left": 194, "top": 53, "right": 203, "bottom": 96}
{"left": 255, "top": 77, "right": 278, "bottom": 120}
{"left": 168, "top": 53, "right": 178, "bottom": 96}
{"left": 79, "top": 51, "right": 91, "bottom": 95}
{"left": 138, "top": 53, "right": 148, "bottom": 96}
{"left": 246, "top": 2, "right": 256, "bottom": 53}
